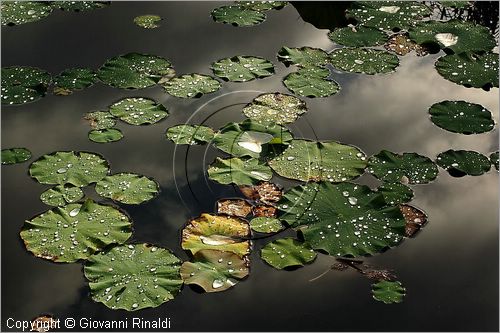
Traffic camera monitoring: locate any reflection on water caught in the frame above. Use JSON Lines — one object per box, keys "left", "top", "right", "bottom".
{"left": 1, "top": 2, "right": 498, "bottom": 331}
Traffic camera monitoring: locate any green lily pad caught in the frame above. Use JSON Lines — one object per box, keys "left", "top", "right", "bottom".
{"left": 242, "top": 92, "right": 307, "bottom": 124}
{"left": 181, "top": 213, "right": 251, "bottom": 258}
{"left": 211, "top": 55, "right": 274, "bottom": 82}
{"left": 88, "top": 128, "right": 123, "bottom": 143}
{"left": 53, "top": 68, "right": 96, "bottom": 95}
{"left": 490, "top": 151, "right": 498, "bottom": 171}
{"left": 163, "top": 74, "right": 221, "bottom": 98}
{"left": 277, "top": 46, "right": 329, "bottom": 68}
{"left": 1, "top": 66, "right": 51, "bottom": 105}
{"left": 51, "top": 1, "right": 109, "bottom": 11}
{"left": 208, "top": 157, "right": 273, "bottom": 185}
{"left": 1, "top": 148, "right": 31, "bottom": 165}
{"left": 166, "top": 124, "right": 215, "bottom": 145}
{"left": 211, "top": 5, "right": 266, "bottom": 26}
{"left": 328, "top": 26, "right": 389, "bottom": 47}
{"left": 84, "top": 243, "right": 182, "bottom": 311}
{"left": 40, "top": 185, "right": 84, "bottom": 207}
{"left": 250, "top": 217, "right": 285, "bottom": 233}
{"left": 180, "top": 249, "right": 249, "bottom": 292}
{"left": 429, "top": 100, "right": 494, "bottom": 135}
{"left": 283, "top": 69, "right": 340, "bottom": 98}
{"left": 133, "top": 15, "right": 161, "bottom": 29}
{"left": 97, "top": 53, "right": 175, "bottom": 89}
{"left": 1, "top": 1, "right": 53, "bottom": 26}
{"left": 20, "top": 199, "right": 132, "bottom": 263}
{"left": 367, "top": 150, "right": 438, "bottom": 184}
{"left": 29, "top": 151, "right": 109, "bottom": 187}
{"left": 436, "top": 150, "right": 491, "bottom": 177}
{"left": 260, "top": 238, "right": 316, "bottom": 269}
{"left": 372, "top": 280, "right": 405, "bottom": 304}
{"left": 377, "top": 182, "right": 414, "bottom": 206}
{"left": 330, "top": 48, "right": 399, "bottom": 74}
{"left": 435, "top": 52, "right": 499, "bottom": 89}
{"left": 109, "top": 97, "right": 168, "bottom": 125}
{"left": 84, "top": 111, "right": 117, "bottom": 130}
{"left": 95, "top": 173, "right": 159, "bottom": 204}
{"left": 278, "top": 182, "right": 406, "bottom": 257}
{"left": 237, "top": 1, "right": 287, "bottom": 11}
{"left": 268, "top": 139, "right": 367, "bottom": 182}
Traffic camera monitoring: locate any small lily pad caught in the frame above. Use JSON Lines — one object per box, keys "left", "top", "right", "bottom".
{"left": 95, "top": 173, "right": 159, "bottom": 204}
{"left": 328, "top": 26, "right": 388, "bottom": 47}
{"left": 260, "top": 238, "right": 316, "bottom": 269}
{"left": 283, "top": 69, "right": 340, "bottom": 98}
{"left": 109, "top": 97, "right": 168, "bottom": 125}
{"left": 163, "top": 74, "right": 221, "bottom": 98}
{"left": 134, "top": 14, "right": 162, "bottom": 29}
{"left": 166, "top": 124, "right": 215, "bottom": 145}
{"left": 1, "top": 66, "right": 51, "bottom": 105}
{"left": 400, "top": 204, "right": 427, "bottom": 237}
{"left": 277, "top": 46, "right": 329, "bottom": 68}
{"left": 51, "top": 1, "right": 109, "bottom": 11}
{"left": 377, "top": 182, "right": 414, "bottom": 206}
{"left": 330, "top": 48, "right": 399, "bottom": 74}
{"left": 88, "top": 128, "right": 123, "bottom": 143}
{"left": 1, "top": 148, "right": 31, "bottom": 165}
{"left": 217, "top": 199, "right": 253, "bottom": 217}
{"left": 250, "top": 217, "right": 284, "bottom": 233}
{"left": 239, "top": 181, "right": 282, "bottom": 204}
{"left": 436, "top": 150, "right": 491, "bottom": 177}
{"left": 84, "top": 111, "right": 116, "bottom": 130}
{"left": 211, "top": 55, "right": 274, "bottom": 82}
{"left": 372, "top": 280, "right": 405, "bottom": 304}
{"left": 208, "top": 157, "right": 273, "bottom": 185}
{"left": 242, "top": 92, "right": 307, "bottom": 124}
{"left": 211, "top": 5, "right": 266, "bottom": 26}
{"left": 490, "top": 151, "right": 498, "bottom": 171}
{"left": 53, "top": 68, "right": 96, "bottom": 95}
{"left": 1, "top": 1, "right": 53, "bottom": 26}
{"left": 40, "top": 185, "right": 84, "bottom": 207}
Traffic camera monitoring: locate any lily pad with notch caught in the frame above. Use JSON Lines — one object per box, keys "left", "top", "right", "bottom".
{"left": 109, "top": 97, "right": 168, "bottom": 125}
{"left": 277, "top": 46, "right": 329, "bottom": 68}
{"left": 211, "top": 55, "right": 274, "bottom": 82}
{"left": 330, "top": 48, "right": 399, "bottom": 75}
{"left": 1, "top": 66, "right": 51, "bottom": 105}
{"left": 436, "top": 150, "right": 491, "bottom": 177}
{"left": 1, "top": 148, "right": 31, "bottom": 165}
{"left": 328, "top": 26, "right": 389, "bottom": 47}
{"left": 283, "top": 69, "right": 340, "bottom": 98}
{"left": 208, "top": 157, "right": 273, "bottom": 185}
{"left": 372, "top": 280, "right": 405, "bottom": 304}
{"left": 95, "top": 173, "right": 160, "bottom": 205}
{"left": 377, "top": 182, "right": 414, "bottom": 206}
{"left": 260, "top": 238, "right": 316, "bottom": 269}
{"left": 166, "top": 124, "right": 215, "bottom": 145}
{"left": 429, "top": 100, "right": 494, "bottom": 135}
{"left": 163, "top": 74, "right": 221, "bottom": 98}
{"left": 242, "top": 92, "right": 307, "bottom": 124}
{"left": 88, "top": 128, "right": 123, "bottom": 143}
{"left": 40, "top": 185, "right": 84, "bottom": 207}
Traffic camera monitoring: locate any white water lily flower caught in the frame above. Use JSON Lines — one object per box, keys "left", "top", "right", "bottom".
{"left": 378, "top": 6, "right": 400, "bottom": 13}
{"left": 435, "top": 33, "right": 459, "bottom": 47}
{"left": 237, "top": 131, "right": 274, "bottom": 153}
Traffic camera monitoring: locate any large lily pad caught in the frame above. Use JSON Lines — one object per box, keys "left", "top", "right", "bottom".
{"left": 84, "top": 243, "right": 182, "bottom": 311}
{"left": 109, "top": 97, "right": 168, "bottom": 125}
{"left": 133, "top": 15, "right": 162, "bottom": 29}
{"left": 166, "top": 124, "right": 215, "bottom": 145}
{"left": 1, "top": 148, "right": 31, "bottom": 165}
{"left": 84, "top": 111, "right": 116, "bottom": 130}
{"left": 490, "top": 152, "right": 499, "bottom": 171}
{"left": 40, "top": 185, "right": 84, "bottom": 207}
{"left": 260, "top": 238, "right": 316, "bottom": 269}
{"left": 277, "top": 46, "right": 329, "bottom": 68}
{"left": 20, "top": 199, "right": 132, "bottom": 263}
{"left": 436, "top": 150, "right": 491, "bottom": 177}
{"left": 29, "top": 151, "right": 109, "bottom": 187}
{"left": 372, "top": 280, "right": 405, "bottom": 304}
{"left": 208, "top": 157, "right": 273, "bottom": 185}
{"left": 328, "top": 26, "right": 388, "bottom": 47}
{"left": 242, "top": 92, "right": 307, "bottom": 124}
{"left": 53, "top": 68, "right": 96, "bottom": 95}
{"left": 250, "top": 217, "right": 284, "bottom": 233}
{"left": 428, "top": 100, "right": 494, "bottom": 135}
{"left": 95, "top": 173, "right": 160, "bottom": 204}
{"left": 377, "top": 182, "right": 413, "bottom": 206}
{"left": 330, "top": 48, "right": 399, "bottom": 75}
{"left": 211, "top": 5, "right": 266, "bottom": 26}
{"left": 283, "top": 69, "right": 340, "bottom": 98}
{"left": 1, "top": 66, "right": 51, "bottom": 105}
{"left": 211, "top": 55, "right": 274, "bottom": 82}
{"left": 163, "top": 74, "right": 221, "bottom": 98}
{"left": 51, "top": 1, "right": 109, "bottom": 11}
{"left": 180, "top": 249, "right": 249, "bottom": 292}
{"left": 88, "top": 128, "right": 123, "bottom": 143}
{"left": 268, "top": 139, "right": 367, "bottom": 182}
{"left": 1, "top": 1, "right": 53, "bottom": 26}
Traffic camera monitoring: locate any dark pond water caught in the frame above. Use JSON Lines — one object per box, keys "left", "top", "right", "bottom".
{"left": 1, "top": 1, "right": 499, "bottom": 331}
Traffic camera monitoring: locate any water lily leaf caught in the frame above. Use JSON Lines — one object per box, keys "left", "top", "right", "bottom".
{"left": 40, "top": 185, "right": 84, "bottom": 207}
{"left": 268, "top": 139, "right": 367, "bottom": 182}
{"left": 51, "top": 1, "right": 109, "bottom": 11}
{"left": 88, "top": 128, "right": 123, "bottom": 143}
{"left": 435, "top": 52, "right": 499, "bottom": 89}
{"left": 84, "top": 243, "right": 182, "bottom": 311}
{"left": 133, "top": 15, "right": 161, "bottom": 29}
{"left": 242, "top": 92, "right": 307, "bottom": 124}
{"left": 1, "top": 66, "right": 51, "bottom": 105}
{"left": 109, "top": 97, "right": 168, "bottom": 125}
{"left": 372, "top": 280, "right": 405, "bottom": 304}
{"left": 330, "top": 48, "right": 399, "bottom": 74}
{"left": 95, "top": 173, "right": 159, "bottom": 204}
{"left": 400, "top": 204, "right": 427, "bottom": 237}
{"left": 181, "top": 249, "right": 249, "bottom": 292}
{"left": 277, "top": 46, "right": 329, "bottom": 68}
{"left": 163, "top": 74, "right": 221, "bottom": 98}
{"left": 436, "top": 150, "right": 491, "bottom": 177}
{"left": 490, "top": 151, "right": 498, "bottom": 171}
{"left": 181, "top": 213, "right": 251, "bottom": 257}
{"left": 211, "top": 5, "right": 266, "bottom": 26}
{"left": 409, "top": 20, "right": 495, "bottom": 54}
{"left": 166, "top": 124, "right": 215, "bottom": 145}
{"left": 283, "top": 69, "right": 340, "bottom": 98}
{"left": 53, "top": 68, "right": 96, "bottom": 95}
{"left": 217, "top": 199, "right": 253, "bottom": 217}
{"left": 250, "top": 217, "right": 284, "bottom": 233}
{"left": 252, "top": 205, "right": 277, "bottom": 217}
{"left": 20, "top": 199, "right": 132, "bottom": 263}
{"left": 377, "top": 182, "right": 414, "bottom": 206}
{"left": 1, "top": 1, "right": 53, "bottom": 26}
{"left": 29, "top": 151, "right": 109, "bottom": 187}
{"left": 239, "top": 181, "right": 282, "bottom": 204}
{"left": 211, "top": 55, "right": 274, "bottom": 82}
{"left": 208, "top": 157, "right": 273, "bottom": 185}
{"left": 84, "top": 111, "right": 116, "bottom": 130}
{"left": 237, "top": 1, "right": 287, "bottom": 11}
{"left": 428, "top": 100, "right": 494, "bottom": 135}
{"left": 1, "top": 147, "right": 31, "bottom": 165}
{"left": 260, "top": 238, "right": 316, "bottom": 269}
{"left": 367, "top": 150, "right": 438, "bottom": 184}
{"left": 328, "top": 26, "right": 388, "bottom": 47}
{"left": 97, "top": 53, "right": 175, "bottom": 89}
{"left": 278, "top": 182, "right": 406, "bottom": 257}
{"left": 384, "top": 33, "right": 428, "bottom": 56}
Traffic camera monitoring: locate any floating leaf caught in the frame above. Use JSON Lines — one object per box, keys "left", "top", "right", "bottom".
{"left": 53, "top": 68, "right": 96, "bottom": 95}
{"left": 400, "top": 204, "right": 427, "bottom": 237}
{"left": 428, "top": 100, "right": 494, "bottom": 135}
{"left": 384, "top": 33, "right": 428, "bottom": 56}
{"left": 368, "top": 150, "right": 438, "bottom": 184}
{"left": 40, "top": 185, "right": 84, "bottom": 207}
{"left": 20, "top": 199, "right": 132, "bottom": 263}
{"left": 88, "top": 128, "right": 123, "bottom": 143}
{"left": 1, "top": 1, "right": 53, "bottom": 26}
{"left": 95, "top": 173, "right": 159, "bottom": 204}
{"left": 372, "top": 280, "right": 405, "bottom": 304}
{"left": 211, "top": 55, "right": 274, "bottom": 82}
{"left": 242, "top": 92, "right": 307, "bottom": 124}
{"left": 84, "top": 111, "right": 116, "bottom": 130}
{"left": 330, "top": 48, "right": 399, "bottom": 74}
{"left": 84, "top": 243, "right": 182, "bottom": 311}
{"left": 237, "top": 1, "right": 287, "bottom": 11}
{"left": 109, "top": 97, "right": 168, "bottom": 125}
{"left": 211, "top": 5, "right": 266, "bottom": 26}
{"left": 163, "top": 74, "right": 221, "bottom": 98}
{"left": 1, "top": 66, "right": 51, "bottom": 105}
{"left": 377, "top": 182, "right": 414, "bottom": 206}
{"left": 217, "top": 199, "right": 253, "bottom": 217}
{"left": 252, "top": 205, "right": 277, "bottom": 217}
{"left": 1, "top": 147, "right": 31, "bottom": 165}
{"left": 436, "top": 150, "right": 491, "bottom": 177}
{"left": 277, "top": 46, "right": 329, "bottom": 68}
{"left": 166, "top": 124, "right": 215, "bottom": 145}
{"left": 133, "top": 14, "right": 161, "bottom": 29}
{"left": 29, "top": 151, "right": 109, "bottom": 187}
{"left": 490, "top": 151, "right": 498, "bottom": 171}
{"left": 283, "top": 69, "right": 340, "bottom": 98}
{"left": 239, "top": 181, "right": 282, "bottom": 204}
{"left": 260, "top": 238, "right": 316, "bottom": 269}
{"left": 208, "top": 157, "right": 273, "bottom": 185}
{"left": 268, "top": 139, "right": 367, "bottom": 182}
{"left": 328, "top": 26, "right": 388, "bottom": 47}
{"left": 250, "top": 217, "right": 284, "bottom": 233}
{"left": 51, "top": 1, "right": 109, "bottom": 11}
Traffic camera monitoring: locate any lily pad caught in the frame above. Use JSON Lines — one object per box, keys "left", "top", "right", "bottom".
{"left": 242, "top": 92, "right": 307, "bottom": 124}
{"left": 1, "top": 66, "right": 51, "bottom": 105}
{"left": 166, "top": 124, "right": 215, "bottom": 145}
{"left": 180, "top": 249, "right": 249, "bottom": 292}
{"left": 384, "top": 33, "right": 428, "bottom": 56}
{"left": 330, "top": 48, "right": 399, "bottom": 74}
{"left": 181, "top": 213, "right": 251, "bottom": 257}
{"left": 109, "top": 97, "right": 168, "bottom": 125}
{"left": 95, "top": 173, "right": 159, "bottom": 204}
{"left": 133, "top": 15, "right": 161, "bottom": 29}
{"left": 436, "top": 150, "right": 491, "bottom": 177}
{"left": 211, "top": 5, "right": 266, "bottom": 26}
{"left": 367, "top": 150, "right": 438, "bottom": 184}
{"left": 208, "top": 157, "right": 273, "bottom": 185}
{"left": 277, "top": 46, "right": 329, "bottom": 68}
{"left": 268, "top": 139, "right": 367, "bottom": 182}
{"left": 217, "top": 199, "right": 253, "bottom": 217}
{"left": 283, "top": 69, "right": 340, "bottom": 98}
{"left": 372, "top": 280, "right": 405, "bottom": 304}
{"left": 428, "top": 100, "right": 494, "bottom": 135}
{"left": 29, "top": 151, "right": 109, "bottom": 187}
{"left": 97, "top": 53, "right": 175, "bottom": 89}
{"left": 400, "top": 204, "right": 427, "bottom": 237}
{"left": 211, "top": 55, "right": 274, "bottom": 82}
{"left": 20, "top": 199, "right": 132, "bottom": 263}
{"left": 250, "top": 217, "right": 284, "bottom": 233}
{"left": 260, "top": 238, "right": 316, "bottom": 269}
{"left": 237, "top": 1, "right": 287, "bottom": 11}
{"left": 377, "top": 182, "right": 414, "bottom": 206}
{"left": 328, "top": 26, "right": 388, "bottom": 47}
{"left": 490, "top": 152, "right": 498, "bottom": 171}
{"left": 163, "top": 74, "right": 221, "bottom": 98}
{"left": 88, "top": 128, "right": 123, "bottom": 143}
{"left": 84, "top": 111, "right": 116, "bottom": 130}
{"left": 1, "top": 148, "right": 31, "bottom": 165}
{"left": 40, "top": 185, "right": 84, "bottom": 207}
{"left": 53, "top": 68, "right": 96, "bottom": 95}
{"left": 84, "top": 243, "right": 182, "bottom": 311}
{"left": 51, "top": 1, "right": 109, "bottom": 11}
{"left": 239, "top": 181, "right": 283, "bottom": 204}
{"left": 1, "top": 1, "right": 53, "bottom": 26}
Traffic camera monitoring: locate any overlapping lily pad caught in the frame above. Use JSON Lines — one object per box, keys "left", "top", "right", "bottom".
{"left": 260, "top": 238, "right": 316, "bottom": 269}
{"left": 1, "top": 1, "right": 53, "bottom": 26}
{"left": 211, "top": 56, "right": 274, "bottom": 82}
{"left": 377, "top": 182, "right": 414, "bottom": 206}
{"left": 109, "top": 97, "right": 168, "bottom": 125}
{"left": 1, "top": 148, "right": 31, "bottom": 165}
{"left": 84, "top": 111, "right": 116, "bottom": 130}
{"left": 436, "top": 150, "right": 491, "bottom": 177}
{"left": 242, "top": 92, "right": 307, "bottom": 124}
{"left": 1, "top": 66, "right": 51, "bottom": 105}
{"left": 217, "top": 199, "right": 253, "bottom": 217}
{"left": 328, "top": 26, "right": 388, "bottom": 47}
{"left": 20, "top": 199, "right": 132, "bottom": 262}
{"left": 490, "top": 152, "right": 499, "bottom": 171}
{"left": 239, "top": 181, "right": 282, "bottom": 204}
{"left": 51, "top": 1, "right": 109, "bottom": 11}
{"left": 372, "top": 280, "right": 405, "bottom": 304}
{"left": 277, "top": 46, "right": 329, "bottom": 68}
{"left": 283, "top": 69, "right": 340, "bottom": 98}
{"left": 428, "top": 100, "right": 494, "bottom": 134}
{"left": 95, "top": 173, "right": 159, "bottom": 204}
{"left": 84, "top": 243, "right": 182, "bottom": 311}
{"left": 53, "top": 68, "right": 96, "bottom": 95}
{"left": 330, "top": 48, "right": 399, "bottom": 74}
{"left": 133, "top": 15, "right": 161, "bottom": 29}
{"left": 250, "top": 217, "right": 284, "bottom": 233}
{"left": 208, "top": 157, "right": 273, "bottom": 185}
{"left": 40, "top": 185, "right": 84, "bottom": 207}
{"left": 166, "top": 124, "right": 215, "bottom": 145}
{"left": 163, "top": 74, "right": 221, "bottom": 98}
{"left": 211, "top": 5, "right": 266, "bottom": 26}
{"left": 88, "top": 128, "right": 123, "bottom": 143}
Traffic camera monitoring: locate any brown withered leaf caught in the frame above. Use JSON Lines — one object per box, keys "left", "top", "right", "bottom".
{"left": 362, "top": 269, "right": 397, "bottom": 281}
{"left": 385, "top": 33, "right": 428, "bottom": 56}
{"left": 252, "top": 205, "right": 277, "bottom": 217}
{"left": 400, "top": 204, "right": 428, "bottom": 237}
{"left": 217, "top": 199, "right": 252, "bottom": 217}
{"left": 239, "top": 181, "right": 282, "bottom": 204}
